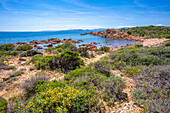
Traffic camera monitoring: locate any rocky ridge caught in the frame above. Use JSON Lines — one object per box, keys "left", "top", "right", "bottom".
{"left": 81, "top": 29, "right": 143, "bottom": 41}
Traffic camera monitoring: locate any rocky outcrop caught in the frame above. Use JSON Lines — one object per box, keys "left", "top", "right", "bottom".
{"left": 78, "top": 43, "right": 97, "bottom": 50}
{"left": 81, "top": 29, "right": 143, "bottom": 41}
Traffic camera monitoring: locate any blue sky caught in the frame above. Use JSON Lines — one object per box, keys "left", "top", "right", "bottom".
{"left": 0, "top": 0, "right": 170, "bottom": 31}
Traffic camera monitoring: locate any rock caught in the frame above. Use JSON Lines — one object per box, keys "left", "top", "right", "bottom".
{"left": 21, "top": 62, "right": 26, "bottom": 65}
{"left": 16, "top": 42, "right": 26, "bottom": 45}
{"left": 0, "top": 63, "right": 8, "bottom": 70}
{"left": 19, "top": 57, "right": 26, "bottom": 61}
{"left": 3, "top": 77, "right": 10, "bottom": 81}
{"left": 36, "top": 46, "right": 43, "bottom": 49}
{"left": 78, "top": 40, "right": 83, "bottom": 42}
{"left": 18, "top": 67, "right": 26, "bottom": 71}
{"left": 29, "top": 66, "right": 35, "bottom": 71}
{"left": 81, "top": 29, "right": 143, "bottom": 41}
{"left": 46, "top": 44, "right": 53, "bottom": 47}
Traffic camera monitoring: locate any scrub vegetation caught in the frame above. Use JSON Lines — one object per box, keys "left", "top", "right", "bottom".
{"left": 1, "top": 38, "right": 169, "bottom": 113}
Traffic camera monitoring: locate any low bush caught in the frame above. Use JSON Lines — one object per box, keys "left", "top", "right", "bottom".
{"left": 9, "top": 71, "right": 22, "bottom": 77}
{"left": 133, "top": 65, "right": 170, "bottom": 90}
{"left": 132, "top": 89, "right": 147, "bottom": 105}
{"left": 65, "top": 67, "right": 126, "bottom": 111}
{"left": 46, "top": 43, "right": 77, "bottom": 54}
{"left": 90, "top": 53, "right": 95, "bottom": 58}
{"left": 165, "top": 42, "right": 170, "bottom": 46}
{"left": 0, "top": 44, "right": 15, "bottom": 51}
{"left": 134, "top": 44, "right": 143, "bottom": 48}
{"left": 58, "top": 51, "right": 84, "bottom": 72}
{"left": 16, "top": 81, "right": 88, "bottom": 113}
{"left": 16, "top": 44, "right": 33, "bottom": 51}
{"left": 124, "top": 66, "right": 142, "bottom": 77}
{"left": 29, "top": 54, "right": 43, "bottom": 63}
{"left": 146, "top": 98, "right": 170, "bottom": 113}
{"left": 35, "top": 55, "right": 58, "bottom": 70}
{"left": 0, "top": 63, "right": 16, "bottom": 70}
{"left": 33, "top": 51, "right": 84, "bottom": 73}
{"left": 22, "top": 75, "right": 50, "bottom": 98}
{"left": 96, "top": 51, "right": 104, "bottom": 55}
{"left": 20, "top": 50, "right": 43, "bottom": 57}
{"left": 7, "top": 66, "right": 16, "bottom": 70}
{"left": 93, "top": 59, "right": 115, "bottom": 76}
{"left": 0, "top": 51, "right": 20, "bottom": 57}
{"left": 110, "top": 46, "right": 169, "bottom": 68}
{"left": 78, "top": 47, "right": 89, "bottom": 58}
{"left": 132, "top": 65, "right": 170, "bottom": 111}
{"left": 98, "top": 46, "right": 110, "bottom": 52}
{"left": 0, "top": 98, "right": 8, "bottom": 113}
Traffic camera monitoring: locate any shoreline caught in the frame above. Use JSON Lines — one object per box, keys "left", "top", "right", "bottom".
{"left": 81, "top": 29, "right": 144, "bottom": 41}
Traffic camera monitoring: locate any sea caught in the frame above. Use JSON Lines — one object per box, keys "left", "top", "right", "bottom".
{"left": 0, "top": 29, "right": 138, "bottom": 49}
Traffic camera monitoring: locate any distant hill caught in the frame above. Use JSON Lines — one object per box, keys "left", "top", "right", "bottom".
{"left": 120, "top": 25, "right": 170, "bottom": 39}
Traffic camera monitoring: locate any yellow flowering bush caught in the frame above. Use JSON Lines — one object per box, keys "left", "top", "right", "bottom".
{"left": 18, "top": 86, "right": 88, "bottom": 113}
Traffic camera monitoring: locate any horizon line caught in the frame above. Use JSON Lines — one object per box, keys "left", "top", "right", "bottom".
{"left": 1, "top": 25, "right": 168, "bottom": 32}
{"left": 0, "top": 28, "right": 107, "bottom": 32}
{"left": 0, "top": 26, "right": 137, "bottom": 32}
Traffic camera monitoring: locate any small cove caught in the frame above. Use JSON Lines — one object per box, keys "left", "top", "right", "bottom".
{"left": 0, "top": 30, "right": 138, "bottom": 48}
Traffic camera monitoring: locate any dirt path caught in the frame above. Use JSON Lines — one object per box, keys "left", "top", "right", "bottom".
{"left": 84, "top": 53, "right": 109, "bottom": 66}
{"left": 110, "top": 70, "right": 141, "bottom": 113}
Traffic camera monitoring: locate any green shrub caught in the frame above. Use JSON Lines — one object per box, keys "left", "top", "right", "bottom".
{"left": 0, "top": 51, "right": 20, "bottom": 57}
{"left": 0, "top": 59, "right": 4, "bottom": 63}
{"left": 146, "top": 98, "right": 170, "bottom": 113}
{"left": 165, "top": 42, "right": 170, "bottom": 46}
{"left": 132, "top": 65, "right": 170, "bottom": 111}
{"left": 124, "top": 66, "right": 142, "bottom": 77}
{"left": 22, "top": 75, "right": 50, "bottom": 98}
{"left": 65, "top": 67, "right": 126, "bottom": 111}
{"left": 78, "top": 47, "right": 89, "bottom": 58}
{"left": 0, "top": 44, "right": 15, "bottom": 51}
{"left": 98, "top": 46, "right": 110, "bottom": 52}
{"left": 0, "top": 98, "right": 8, "bottom": 113}
{"left": 93, "top": 59, "right": 115, "bottom": 76}
{"left": 46, "top": 43, "right": 77, "bottom": 53}
{"left": 110, "top": 46, "right": 169, "bottom": 67}
{"left": 9, "top": 71, "right": 22, "bottom": 77}
{"left": 165, "top": 34, "right": 170, "bottom": 39}
{"left": 16, "top": 44, "right": 33, "bottom": 51}
{"left": 34, "top": 51, "right": 84, "bottom": 73}
{"left": 17, "top": 83, "right": 88, "bottom": 113}
{"left": 29, "top": 54, "right": 43, "bottom": 63}
{"left": 35, "top": 55, "right": 58, "bottom": 70}
{"left": 132, "top": 89, "right": 147, "bottom": 105}
{"left": 96, "top": 51, "right": 104, "bottom": 55}
{"left": 134, "top": 44, "right": 143, "bottom": 48}
{"left": 121, "top": 26, "right": 170, "bottom": 39}
{"left": 58, "top": 51, "right": 84, "bottom": 72}
{"left": 20, "top": 50, "right": 43, "bottom": 57}
{"left": 7, "top": 65, "right": 16, "bottom": 70}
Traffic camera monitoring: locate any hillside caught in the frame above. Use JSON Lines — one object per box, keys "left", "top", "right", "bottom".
{"left": 0, "top": 39, "right": 169, "bottom": 113}
{"left": 120, "top": 25, "right": 170, "bottom": 39}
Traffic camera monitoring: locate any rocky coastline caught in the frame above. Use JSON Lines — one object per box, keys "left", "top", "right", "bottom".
{"left": 81, "top": 29, "right": 144, "bottom": 41}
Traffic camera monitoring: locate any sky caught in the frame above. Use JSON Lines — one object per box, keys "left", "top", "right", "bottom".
{"left": 0, "top": 0, "right": 170, "bottom": 31}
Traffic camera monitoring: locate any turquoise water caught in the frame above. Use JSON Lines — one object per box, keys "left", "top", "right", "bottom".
{"left": 0, "top": 30, "right": 138, "bottom": 48}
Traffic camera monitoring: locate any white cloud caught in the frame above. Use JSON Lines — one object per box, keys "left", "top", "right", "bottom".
{"left": 63, "top": 25, "right": 104, "bottom": 30}
{"left": 117, "top": 26, "right": 135, "bottom": 28}
{"left": 156, "top": 24, "right": 162, "bottom": 26}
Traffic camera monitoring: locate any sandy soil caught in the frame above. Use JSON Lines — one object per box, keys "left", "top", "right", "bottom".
{"left": 140, "top": 38, "right": 168, "bottom": 47}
